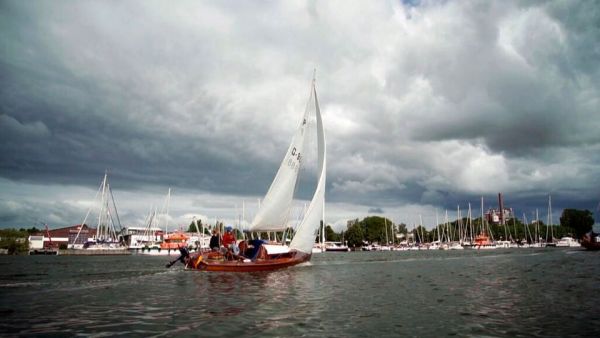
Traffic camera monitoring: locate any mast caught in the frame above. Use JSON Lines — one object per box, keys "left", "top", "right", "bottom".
{"left": 445, "top": 210, "right": 450, "bottom": 243}
{"left": 435, "top": 210, "right": 440, "bottom": 243}
{"left": 98, "top": 173, "right": 107, "bottom": 241}
{"left": 242, "top": 200, "right": 247, "bottom": 240}
{"left": 193, "top": 217, "right": 201, "bottom": 249}
{"left": 391, "top": 219, "right": 395, "bottom": 246}
{"left": 536, "top": 209, "right": 540, "bottom": 245}
{"left": 320, "top": 198, "right": 325, "bottom": 251}
{"left": 468, "top": 203, "right": 473, "bottom": 243}
{"left": 442, "top": 211, "right": 447, "bottom": 243}
{"left": 523, "top": 213, "right": 533, "bottom": 244}
{"left": 512, "top": 209, "right": 518, "bottom": 243}
{"left": 166, "top": 188, "right": 171, "bottom": 234}
{"left": 498, "top": 193, "right": 506, "bottom": 241}
{"left": 419, "top": 216, "right": 425, "bottom": 244}
{"left": 384, "top": 218, "right": 389, "bottom": 246}
{"left": 412, "top": 223, "right": 418, "bottom": 245}
{"left": 439, "top": 212, "right": 446, "bottom": 242}
{"left": 503, "top": 211, "right": 508, "bottom": 242}
{"left": 548, "top": 194, "right": 554, "bottom": 243}
{"left": 457, "top": 205, "right": 462, "bottom": 244}
{"left": 480, "top": 196, "right": 487, "bottom": 239}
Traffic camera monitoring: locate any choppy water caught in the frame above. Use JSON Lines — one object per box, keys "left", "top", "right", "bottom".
{"left": 1, "top": 249, "right": 599, "bottom": 337}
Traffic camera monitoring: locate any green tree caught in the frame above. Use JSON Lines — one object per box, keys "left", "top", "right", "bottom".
{"left": 27, "top": 227, "right": 40, "bottom": 234}
{"left": 345, "top": 222, "right": 365, "bottom": 248}
{"left": 360, "top": 216, "right": 394, "bottom": 244}
{"left": 0, "top": 228, "right": 30, "bottom": 254}
{"left": 324, "top": 225, "right": 340, "bottom": 242}
{"left": 560, "top": 209, "right": 594, "bottom": 238}
{"left": 396, "top": 222, "right": 407, "bottom": 236}
{"left": 187, "top": 219, "right": 203, "bottom": 233}
{"left": 413, "top": 225, "right": 430, "bottom": 243}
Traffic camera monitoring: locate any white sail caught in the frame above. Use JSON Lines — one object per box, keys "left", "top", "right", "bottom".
{"left": 248, "top": 81, "right": 315, "bottom": 232}
{"left": 290, "top": 80, "right": 326, "bottom": 254}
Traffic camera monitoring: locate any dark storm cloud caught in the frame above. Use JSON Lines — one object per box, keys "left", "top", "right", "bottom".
{"left": 1, "top": 0, "right": 599, "bottom": 229}
{"left": 391, "top": 1, "right": 600, "bottom": 157}
{"left": 0, "top": 1, "right": 281, "bottom": 196}
{"left": 368, "top": 207, "right": 384, "bottom": 214}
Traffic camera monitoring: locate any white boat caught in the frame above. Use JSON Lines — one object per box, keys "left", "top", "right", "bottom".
{"left": 312, "top": 243, "right": 325, "bottom": 253}
{"left": 556, "top": 236, "right": 581, "bottom": 247}
{"left": 312, "top": 218, "right": 325, "bottom": 253}
{"left": 124, "top": 226, "right": 164, "bottom": 250}
{"left": 324, "top": 241, "right": 350, "bottom": 252}
{"left": 496, "top": 240, "right": 511, "bottom": 248}
{"left": 428, "top": 241, "right": 441, "bottom": 250}
{"left": 448, "top": 242, "right": 464, "bottom": 250}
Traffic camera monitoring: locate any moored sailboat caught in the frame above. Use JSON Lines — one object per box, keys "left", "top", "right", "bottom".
{"left": 71, "top": 172, "right": 128, "bottom": 253}
{"left": 185, "top": 74, "right": 326, "bottom": 272}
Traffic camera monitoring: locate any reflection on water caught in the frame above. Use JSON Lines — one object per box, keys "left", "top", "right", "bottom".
{"left": 1, "top": 249, "right": 599, "bottom": 337}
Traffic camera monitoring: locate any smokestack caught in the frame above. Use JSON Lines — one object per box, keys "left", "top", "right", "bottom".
{"left": 498, "top": 193, "right": 504, "bottom": 225}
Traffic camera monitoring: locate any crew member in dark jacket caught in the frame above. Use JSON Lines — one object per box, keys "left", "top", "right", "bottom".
{"left": 209, "top": 229, "right": 221, "bottom": 251}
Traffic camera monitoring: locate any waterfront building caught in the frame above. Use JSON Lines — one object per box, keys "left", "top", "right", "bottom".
{"left": 29, "top": 224, "right": 96, "bottom": 250}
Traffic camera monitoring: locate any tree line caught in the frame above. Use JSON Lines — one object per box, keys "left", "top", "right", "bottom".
{"left": 0, "top": 227, "right": 41, "bottom": 254}
{"left": 329, "top": 209, "right": 594, "bottom": 248}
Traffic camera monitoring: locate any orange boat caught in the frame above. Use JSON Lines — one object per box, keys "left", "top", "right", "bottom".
{"left": 474, "top": 232, "right": 497, "bottom": 249}
{"left": 160, "top": 232, "right": 189, "bottom": 251}
{"left": 182, "top": 75, "right": 326, "bottom": 273}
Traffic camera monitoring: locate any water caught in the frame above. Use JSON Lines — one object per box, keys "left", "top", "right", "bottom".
{"left": 1, "top": 249, "right": 599, "bottom": 337}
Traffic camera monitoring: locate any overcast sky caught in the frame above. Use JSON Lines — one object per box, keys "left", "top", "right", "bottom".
{"left": 1, "top": 0, "right": 599, "bottom": 231}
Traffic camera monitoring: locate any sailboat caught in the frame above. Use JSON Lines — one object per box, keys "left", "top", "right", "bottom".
{"left": 71, "top": 172, "right": 127, "bottom": 251}
{"left": 185, "top": 74, "right": 326, "bottom": 272}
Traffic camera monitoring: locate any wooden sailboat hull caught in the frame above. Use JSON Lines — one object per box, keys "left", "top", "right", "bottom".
{"left": 581, "top": 233, "right": 600, "bottom": 250}
{"left": 581, "top": 239, "right": 600, "bottom": 250}
{"left": 185, "top": 251, "right": 311, "bottom": 272}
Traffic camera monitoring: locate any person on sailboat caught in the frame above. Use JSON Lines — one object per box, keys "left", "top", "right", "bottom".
{"left": 222, "top": 227, "right": 236, "bottom": 247}
{"left": 166, "top": 246, "right": 190, "bottom": 268}
{"left": 222, "top": 226, "right": 239, "bottom": 260}
{"left": 209, "top": 229, "right": 221, "bottom": 251}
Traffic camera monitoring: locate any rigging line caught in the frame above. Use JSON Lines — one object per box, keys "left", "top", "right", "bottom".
{"left": 107, "top": 207, "right": 118, "bottom": 241}
{"left": 109, "top": 184, "right": 122, "bottom": 232}
{"left": 72, "top": 175, "right": 104, "bottom": 247}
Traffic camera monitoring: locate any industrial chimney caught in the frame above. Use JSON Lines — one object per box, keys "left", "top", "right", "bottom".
{"left": 498, "top": 193, "right": 504, "bottom": 225}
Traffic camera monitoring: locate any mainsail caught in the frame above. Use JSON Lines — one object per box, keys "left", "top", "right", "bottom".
{"left": 248, "top": 77, "right": 325, "bottom": 238}
{"left": 290, "top": 80, "right": 326, "bottom": 254}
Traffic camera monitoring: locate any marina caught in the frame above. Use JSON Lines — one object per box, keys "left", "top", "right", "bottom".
{"left": 2, "top": 1, "right": 600, "bottom": 337}
{"left": 1, "top": 248, "right": 598, "bottom": 337}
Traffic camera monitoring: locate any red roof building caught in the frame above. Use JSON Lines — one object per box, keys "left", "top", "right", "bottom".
{"left": 33, "top": 224, "right": 97, "bottom": 247}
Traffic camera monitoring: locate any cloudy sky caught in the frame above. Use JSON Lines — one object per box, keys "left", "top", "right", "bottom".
{"left": 1, "top": 0, "right": 599, "bottom": 231}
